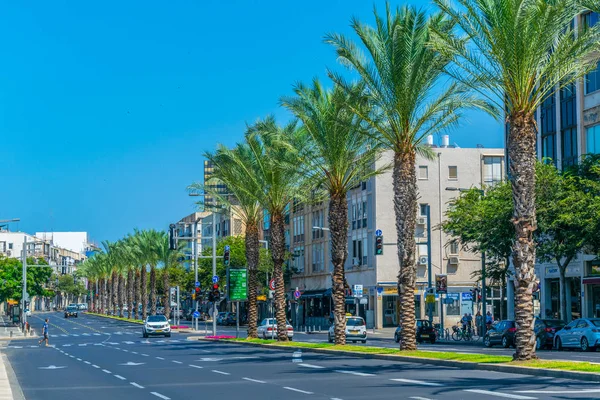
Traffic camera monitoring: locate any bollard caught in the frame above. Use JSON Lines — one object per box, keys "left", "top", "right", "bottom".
{"left": 9, "top": 331, "right": 12, "bottom": 338}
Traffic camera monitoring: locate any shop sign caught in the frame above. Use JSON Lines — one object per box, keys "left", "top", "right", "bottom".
{"left": 383, "top": 287, "right": 398, "bottom": 295}
{"left": 461, "top": 292, "right": 473, "bottom": 301}
{"left": 545, "top": 265, "right": 581, "bottom": 277}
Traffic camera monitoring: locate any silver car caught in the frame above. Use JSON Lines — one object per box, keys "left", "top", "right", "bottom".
{"left": 554, "top": 318, "right": 600, "bottom": 351}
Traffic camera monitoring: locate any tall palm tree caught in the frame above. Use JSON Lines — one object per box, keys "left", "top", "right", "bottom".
{"left": 282, "top": 80, "right": 385, "bottom": 345}
{"left": 326, "top": 4, "right": 488, "bottom": 350}
{"left": 433, "top": 0, "right": 600, "bottom": 360}
{"left": 156, "top": 231, "right": 184, "bottom": 322}
{"left": 194, "top": 146, "right": 265, "bottom": 339}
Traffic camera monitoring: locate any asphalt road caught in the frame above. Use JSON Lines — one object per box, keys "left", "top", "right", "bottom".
{"left": 3, "top": 312, "right": 600, "bottom": 400}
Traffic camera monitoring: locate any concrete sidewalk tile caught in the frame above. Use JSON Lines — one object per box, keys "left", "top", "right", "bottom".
{"left": 0, "top": 354, "right": 14, "bottom": 400}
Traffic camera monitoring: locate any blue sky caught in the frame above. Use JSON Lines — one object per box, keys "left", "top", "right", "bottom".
{"left": 0, "top": 0, "right": 503, "bottom": 244}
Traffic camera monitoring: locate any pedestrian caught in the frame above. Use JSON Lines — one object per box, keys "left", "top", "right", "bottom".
{"left": 461, "top": 313, "right": 468, "bottom": 333}
{"left": 486, "top": 311, "right": 493, "bottom": 331}
{"left": 467, "top": 313, "right": 473, "bottom": 334}
{"left": 475, "top": 311, "right": 483, "bottom": 336}
{"left": 38, "top": 318, "right": 49, "bottom": 347}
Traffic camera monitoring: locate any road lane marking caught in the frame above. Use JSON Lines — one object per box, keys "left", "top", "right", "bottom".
{"left": 84, "top": 361, "right": 91, "bottom": 365}
{"left": 409, "top": 397, "right": 433, "bottom": 400}
{"left": 212, "top": 370, "right": 230, "bottom": 375}
{"left": 150, "top": 392, "right": 170, "bottom": 400}
{"left": 243, "top": 377, "right": 266, "bottom": 384}
{"left": 130, "top": 382, "right": 144, "bottom": 389}
{"left": 131, "top": 351, "right": 138, "bottom": 354}
{"left": 516, "top": 389, "right": 600, "bottom": 394}
{"left": 189, "top": 364, "right": 203, "bottom": 369}
{"left": 102, "top": 369, "right": 111, "bottom": 374}
{"left": 298, "top": 363, "right": 325, "bottom": 369}
{"left": 76, "top": 358, "right": 82, "bottom": 361}
{"left": 92, "top": 365, "right": 100, "bottom": 368}
{"left": 156, "top": 357, "right": 165, "bottom": 360}
{"left": 390, "top": 379, "right": 442, "bottom": 386}
{"left": 124, "top": 341, "right": 135, "bottom": 344}
{"left": 141, "top": 353, "right": 149, "bottom": 357}
{"left": 283, "top": 387, "right": 313, "bottom": 394}
{"left": 172, "top": 360, "right": 183, "bottom": 364}
{"left": 114, "top": 375, "right": 126, "bottom": 380}
{"left": 464, "top": 390, "right": 536, "bottom": 399}
{"left": 335, "top": 370, "right": 375, "bottom": 377}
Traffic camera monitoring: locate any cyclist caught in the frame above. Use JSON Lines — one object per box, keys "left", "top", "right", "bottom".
{"left": 461, "top": 313, "right": 469, "bottom": 333}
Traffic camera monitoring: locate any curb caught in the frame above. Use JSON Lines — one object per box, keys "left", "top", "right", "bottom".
{"left": 195, "top": 338, "right": 600, "bottom": 383}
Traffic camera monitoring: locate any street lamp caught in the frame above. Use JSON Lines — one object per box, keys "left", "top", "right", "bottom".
{"left": 446, "top": 186, "right": 487, "bottom": 337}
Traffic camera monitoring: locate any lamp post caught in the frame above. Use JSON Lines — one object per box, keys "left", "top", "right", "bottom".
{"left": 446, "top": 187, "right": 487, "bottom": 337}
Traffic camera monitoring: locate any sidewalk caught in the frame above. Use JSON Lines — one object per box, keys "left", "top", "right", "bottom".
{"left": 0, "top": 316, "right": 34, "bottom": 341}
{"left": 0, "top": 354, "right": 13, "bottom": 400}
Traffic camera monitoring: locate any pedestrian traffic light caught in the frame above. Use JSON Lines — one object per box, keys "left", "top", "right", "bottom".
{"left": 223, "top": 245, "right": 231, "bottom": 267}
{"left": 169, "top": 224, "right": 177, "bottom": 250}
{"left": 375, "top": 234, "right": 383, "bottom": 255}
{"left": 212, "top": 283, "right": 220, "bottom": 302}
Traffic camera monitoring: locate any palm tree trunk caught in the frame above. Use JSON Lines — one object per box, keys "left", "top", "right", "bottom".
{"left": 393, "top": 149, "right": 418, "bottom": 351}
{"left": 112, "top": 271, "right": 118, "bottom": 316}
{"left": 99, "top": 278, "right": 104, "bottom": 314}
{"left": 141, "top": 266, "right": 148, "bottom": 320}
{"left": 127, "top": 268, "right": 134, "bottom": 319}
{"left": 134, "top": 269, "right": 140, "bottom": 320}
{"left": 150, "top": 266, "right": 157, "bottom": 316}
{"left": 118, "top": 273, "right": 124, "bottom": 318}
{"left": 508, "top": 112, "right": 538, "bottom": 361}
{"left": 330, "top": 193, "right": 348, "bottom": 345}
{"left": 270, "top": 212, "right": 289, "bottom": 341}
{"left": 246, "top": 223, "right": 260, "bottom": 339}
{"left": 163, "top": 268, "right": 171, "bottom": 321}
{"left": 107, "top": 277, "right": 113, "bottom": 314}
{"left": 90, "top": 280, "right": 95, "bottom": 312}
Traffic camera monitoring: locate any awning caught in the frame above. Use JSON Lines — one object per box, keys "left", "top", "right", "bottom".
{"left": 583, "top": 277, "right": 600, "bottom": 285}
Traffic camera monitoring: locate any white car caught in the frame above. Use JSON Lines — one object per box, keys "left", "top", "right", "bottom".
{"left": 328, "top": 316, "right": 368, "bottom": 343}
{"left": 25, "top": 309, "right": 31, "bottom": 317}
{"left": 257, "top": 318, "right": 293, "bottom": 340}
{"left": 143, "top": 315, "right": 171, "bottom": 338}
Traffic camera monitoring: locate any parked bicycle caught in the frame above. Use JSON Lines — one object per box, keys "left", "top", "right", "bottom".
{"left": 452, "top": 325, "right": 478, "bottom": 341}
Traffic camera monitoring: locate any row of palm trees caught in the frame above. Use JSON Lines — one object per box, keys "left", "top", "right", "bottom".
{"left": 79, "top": 229, "right": 182, "bottom": 321}
{"left": 196, "top": 0, "right": 600, "bottom": 360}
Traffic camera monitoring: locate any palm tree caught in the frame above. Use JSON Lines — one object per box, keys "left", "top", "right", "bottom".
{"left": 156, "top": 231, "right": 184, "bottom": 322}
{"left": 433, "top": 0, "right": 600, "bottom": 360}
{"left": 194, "top": 147, "right": 265, "bottom": 339}
{"left": 281, "top": 80, "right": 385, "bottom": 345}
{"left": 326, "top": 4, "right": 487, "bottom": 350}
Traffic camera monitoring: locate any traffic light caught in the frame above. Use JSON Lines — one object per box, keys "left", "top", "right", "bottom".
{"left": 223, "top": 245, "right": 231, "bottom": 267}
{"left": 212, "top": 283, "right": 220, "bottom": 302}
{"left": 169, "top": 224, "right": 176, "bottom": 250}
{"left": 375, "top": 234, "right": 383, "bottom": 255}
{"left": 192, "top": 294, "right": 196, "bottom": 300}
{"left": 195, "top": 287, "right": 201, "bottom": 294}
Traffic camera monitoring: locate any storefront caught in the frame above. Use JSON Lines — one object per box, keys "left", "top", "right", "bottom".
{"left": 380, "top": 287, "right": 421, "bottom": 327}
{"left": 541, "top": 265, "right": 582, "bottom": 321}
{"left": 584, "top": 261, "right": 600, "bottom": 318}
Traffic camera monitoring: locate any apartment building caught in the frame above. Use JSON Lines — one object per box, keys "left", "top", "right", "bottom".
{"left": 200, "top": 207, "right": 246, "bottom": 250}
{"left": 289, "top": 139, "right": 505, "bottom": 329}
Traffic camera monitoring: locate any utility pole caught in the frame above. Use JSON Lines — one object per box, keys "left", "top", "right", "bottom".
{"left": 193, "top": 220, "right": 199, "bottom": 331}
{"left": 426, "top": 205, "right": 433, "bottom": 324}
{"left": 212, "top": 212, "right": 217, "bottom": 337}
{"left": 22, "top": 236, "right": 28, "bottom": 326}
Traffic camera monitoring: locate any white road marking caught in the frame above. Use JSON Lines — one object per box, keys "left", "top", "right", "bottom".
{"left": 464, "top": 390, "right": 536, "bottom": 399}
{"left": 335, "top": 370, "right": 375, "bottom": 377}
{"left": 60, "top": 334, "right": 67, "bottom": 337}
{"left": 409, "top": 397, "right": 433, "bottom": 400}
{"left": 243, "top": 377, "right": 266, "bottom": 384}
{"left": 212, "top": 370, "right": 230, "bottom": 375}
{"left": 120, "top": 362, "right": 145, "bottom": 366}
{"left": 78, "top": 344, "right": 87, "bottom": 347}
{"left": 122, "top": 349, "right": 129, "bottom": 352}
{"left": 283, "top": 387, "right": 313, "bottom": 395}
{"left": 150, "top": 392, "right": 170, "bottom": 400}
{"left": 82, "top": 333, "right": 90, "bottom": 336}
{"left": 76, "top": 358, "right": 82, "bottom": 361}
{"left": 172, "top": 360, "right": 183, "bottom": 364}
{"left": 156, "top": 357, "right": 165, "bottom": 360}
{"left": 114, "top": 375, "right": 127, "bottom": 380}
{"left": 92, "top": 365, "right": 100, "bottom": 368}
{"left": 71, "top": 334, "right": 79, "bottom": 337}
{"left": 131, "top": 351, "right": 138, "bottom": 354}
{"left": 69, "top": 355, "right": 75, "bottom": 358}
{"left": 124, "top": 341, "right": 135, "bottom": 344}
{"left": 189, "top": 365, "right": 203, "bottom": 369}
{"left": 93, "top": 333, "right": 101, "bottom": 336}
{"left": 516, "top": 388, "right": 600, "bottom": 394}
{"left": 62, "top": 344, "right": 71, "bottom": 347}
{"left": 390, "top": 379, "right": 442, "bottom": 386}
{"left": 141, "top": 353, "right": 149, "bottom": 357}
{"left": 298, "top": 363, "right": 325, "bottom": 369}
{"left": 102, "top": 369, "right": 111, "bottom": 374}
{"left": 130, "top": 382, "right": 144, "bottom": 389}
{"left": 84, "top": 361, "right": 91, "bottom": 365}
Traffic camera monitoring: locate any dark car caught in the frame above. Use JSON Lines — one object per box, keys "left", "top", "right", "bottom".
{"left": 216, "top": 312, "right": 227, "bottom": 325}
{"left": 64, "top": 306, "right": 78, "bottom": 318}
{"left": 484, "top": 320, "right": 516, "bottom": 347}
{"left": 537, "top": 319, "right": 565, "bottom": 350}
{"left": 225, "top": 313, "right": 237, "bottom": 326}
{"left": 395, "top": 319, "right": 436, "bottom": 344}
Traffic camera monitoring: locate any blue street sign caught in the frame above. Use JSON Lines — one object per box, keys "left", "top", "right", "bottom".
{"left": 375, "top": 229, "right": 383, "bottom": 236}
{"left": 294, "top": 290, "right": 301, "bottom": 299}
{"left": 224, "top": 245, "right": 230, "bottom": 251}
{"left": 377, "top": 287, "right": 384, "bottom": 294}
{"left": 212, "top": 275, "right": 219, "bottom": 284}
{"left": 193, "top": 311, "right": 200, "bottom": 318}
{"left": 195, "top": 281, "right": 200, "bottom": 287}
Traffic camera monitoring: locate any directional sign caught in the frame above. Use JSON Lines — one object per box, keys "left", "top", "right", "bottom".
{"left": 193, "top": 311, "right": 200, "bottom": 318}
{"left": 195, "top": 281, "right": 200, "bottom": 287}
{"left": 228, "top": 268, "right": 248, "bottom": 301}
{"left": 39, "top": 365, "right": 66, "bottom": 370}
{"left": 375, "top": 229, "right": 383, "bottom": 236}
{"left": 269, "top": 279, "right": 276, "bottom": 291}
{"left": 212, "top": 275, "right": 219, "bottom": 284}
{"left": 354, "top": 284, "right": 363, "bottom": 298}
{"left": 294, "top": 290, "right": 301, "bottom": 299}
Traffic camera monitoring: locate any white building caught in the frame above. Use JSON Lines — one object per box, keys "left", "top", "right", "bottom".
{"left": 35, "top": 232, "right": 90, "bottom": 255}
{"left": 289, "top": 139, "right": 505, "bottom": 329}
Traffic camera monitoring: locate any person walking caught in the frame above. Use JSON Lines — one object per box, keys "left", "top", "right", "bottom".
{"left": 486, "top": 311, "right": 494, "bottom": 331}
{"left": 467, "top": 313, "right": 473, "bottom": 334}
{"left": 38, "top": 318, "right": 49, "bottom": 347}
{"left": 475, "top": 311, "right": 483, "bottom": 336}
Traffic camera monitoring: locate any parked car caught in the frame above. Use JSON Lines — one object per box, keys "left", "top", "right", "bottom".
{"left": 216, "top": 312, "right": 227, "bottom": 325}
{"left": 554, "top": 318, "right": 600, "bottom": 351}
{"left": 536, "top": 319, "right": 565, "bottom": 350}
{"left": 328, "top": 316, "right": 367, "bottom": 343}
{"left": 395, "top": 319, "right": 436, "bottom": 344}
{"left": 257, "top": 318, "right": 293, "bottom": 340}
{"left": 224, "top": 313, "right": 237, "bottom": 326}
{"left": 143, "top": 315, "right": 171, "bottom": 338}
{"left": 64, "top": 305, "right": 78, "bottom": 318}
{"left": 156, "top": 307, "right": 165, "bottom": 315}
{"left": 483, "top": 320, "right": 516, "bottom": 348}
{"left": 25, "top": 308, "right": 31, "bottom": 317}
{"left": 77, "top": 303, "right": 87, "bottom": 311}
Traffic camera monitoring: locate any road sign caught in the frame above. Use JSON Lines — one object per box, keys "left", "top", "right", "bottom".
{"left": 193, "top": 311, "right": 200, "bottom": 318}
{"left": 375, "top": 229, "right": 382, "bottom": 236}
{"left": 269, "top": 279, "right": 276, "bottom": 291}
{"left": 354, "top": 284, "right": 363, "bottom": 298}
{"left": 294, "top": 290, "right": 301, "bottom": 299}
{"left": 195, "top": 281, "right": 200, "bottom": 287}
{"left": 228, "top": 268, "right": 248, "bottom": 301}
{"left": 212, "top": 275, "right": 219, "bottom": 284}
{"left": 224, "top": 245, "right": 230, "bottom": 251}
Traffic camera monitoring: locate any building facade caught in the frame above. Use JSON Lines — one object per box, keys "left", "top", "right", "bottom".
{"left": 289, "top": 142, "right": 505, "bottom": 329}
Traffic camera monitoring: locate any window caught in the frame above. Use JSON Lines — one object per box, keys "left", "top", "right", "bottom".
{"left": 583, "top": 12, "right": 598, "bottom": 31}
{"left": 483, "top": 157, "right": 503, "bottom": 186}
{"left": 418, "top": 166, "right": 428, "bottom": 180}
{"left": 293, "top": 216, "right": 305, "bottom": 243}
{"left": 420, "top": 204, "right": 428, "bottom": 217}
{"left": 312, "top": 210, "right": 324, "bottom": 239}
{"left": 587, "top": 61, "right": 600, "bottom": 94}
{"left": 448, "top": 166, "right": 458, "bottom": 180}
{"left": 449, "top": 242, "right": 459, "bottom": 255}
{"left": 587, "top": 125, "right": 600, "bottom": 155}
{"left": 293, "top": 246, "right": 305, "bottom": 273}
{"left": 561, "top": 83, "right": 578, "bottom": 168}
{"left": 576, "top": 320, "right": 589, "bottom": 329}
{"left": 312, "top": 242, "right": 325, "bottom": 273}
{"left": 351, "top": 199, "right": 367, "bottom": 230}
{"left": 540, "top": 93, "right": 556, "bottom": 164}
{"left": 8, "top": 243, "right": 13, "bottom": 250}
{"left": 352, "top": 239, "right": 363, "bottom": 266}
{"left": 446, "top": 294, "right": 460, "bottom": 315}
{"left": 362, "top": 200, "right": 367, "bottom": 228}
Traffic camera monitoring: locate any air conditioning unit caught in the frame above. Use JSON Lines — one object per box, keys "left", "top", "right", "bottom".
{"left": 6, "top": 250, "right": 11, "bottom": 257}
{"left": 352, "top": 257, "right": 360, "bottom": 267}
{"left": 449, "top": 256, "right": 460, "bottom": 265}
{"left": 418, "top": 256, "right": 428, "bottom": 265}
{"left": 417, "top": 217, "right": 427, "bottom": 225}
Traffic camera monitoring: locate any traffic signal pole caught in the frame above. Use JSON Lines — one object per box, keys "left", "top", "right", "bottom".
{"left": 212, "top": 212, "right": 217, "bottom": 337}
{"left": 426, "top": 205, "right": 433, "bottom": 325}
